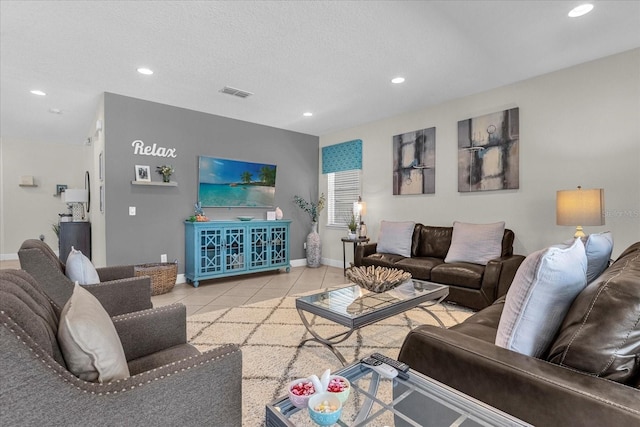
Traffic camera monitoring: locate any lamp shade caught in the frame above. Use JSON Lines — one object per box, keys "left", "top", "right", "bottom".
{"left": 556, "top": 187, "right": 604, "bottom": 236}
{"left": 64, "top": 189, "right": 88, "bottom": 204}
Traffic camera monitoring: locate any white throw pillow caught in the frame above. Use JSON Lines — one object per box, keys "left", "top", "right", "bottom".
{"left": 57, "top": 283, "right": 130, "bottom": 383}
{"left": 376, "top": 221, "right": 415, "bottom": 257}
{"left": 495, "top": 238, "right": 588, "bottom": 357}
{"left": 584, "top": 232, "right": 613, "bottom": 283}
{"left": 65, "top": 246, "right": 100, "bottom": 285}
{"left": 444, "top": 221, "right": 505, "bottom": 265}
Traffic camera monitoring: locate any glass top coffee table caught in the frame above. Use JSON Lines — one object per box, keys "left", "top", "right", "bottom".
{"left": 296, "top": 280, "right": 449, "bottom": 365}
{"left": 265, "top": 359, "right": 532, "bottom": 426}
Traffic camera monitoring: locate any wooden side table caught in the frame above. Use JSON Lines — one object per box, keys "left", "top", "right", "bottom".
{"left": 341, "top": 237, "right": 370, "bottom": 275}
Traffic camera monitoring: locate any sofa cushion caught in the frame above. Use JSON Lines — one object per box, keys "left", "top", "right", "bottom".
{"left": 65, "top": 247, "right": 100, "bottom": 285}
{"left": 450, "top": 296, "right": 505, "bottom": 343}
{"left": 394, "top": 257, "right": 443, "bottom": 280}
{"left": 495, "top": 238, "right": 587, "bottom": 357}
{"left": 376, "top": 221, "right": 415, "bottom": 257}
{"left": 547, "top": 242, "right": 640, "bottom": 384}
{"left": 361, "top": 252, "right": 406, "bottom": 269}
{"left": 444, "top": 221, "right": 505, "bottom": 266}
{"left": 584, "top": 232, "right": 613, "bottom": 283}
{"left": 57, "top": 283, "right": 130, "bottom": 383}
{"left": 415, "top": 226, "right": 453, "bottom": 258}
{"left": 431, "top": 262, "right": 484, "bottom": 289}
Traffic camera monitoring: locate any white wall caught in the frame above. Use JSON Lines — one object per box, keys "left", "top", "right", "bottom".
{"left": 319, "top": 49, "right": 640, "bottom": 266}
{"left": 0, "top": 138, "right": 92, "bottom": 258}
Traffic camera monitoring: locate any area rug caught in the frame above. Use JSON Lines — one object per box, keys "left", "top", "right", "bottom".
{"left": 187, "top": 295, "right": 474, "bottom": 426}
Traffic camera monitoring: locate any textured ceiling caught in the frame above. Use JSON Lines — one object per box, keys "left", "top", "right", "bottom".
{"left": 1, "top": 1, "right": 639, "bottom": 145}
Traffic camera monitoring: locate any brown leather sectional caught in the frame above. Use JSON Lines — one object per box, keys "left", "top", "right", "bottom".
{"left": 398, "top": 242, "right": 640, "bottom": 426}
{"left": 355, "top": 224, "right": 525, "bottom": 309}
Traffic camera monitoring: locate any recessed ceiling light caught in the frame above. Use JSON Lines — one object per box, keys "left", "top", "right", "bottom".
{"left": 568, "top": 4, "right": 594, "bottom": 18}
{"left": 391, "top": 77, "right": 405, "bottom": 84}
{"left": 137, "top": 67, "right": 154, "bottom": 75}
{"left": 303, "top": 112, "right": 313, "bottom": 117}
{"left": 30, "top": 90, "right": 46, "bottom": 96}
{"left": 49, "top": 108, "right": 63, "bottom": 114}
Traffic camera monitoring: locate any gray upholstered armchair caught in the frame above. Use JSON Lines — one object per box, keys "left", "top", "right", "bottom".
{"left": 18, "top": 239, "right": 152, "bottom": 316}
{"left": 1, "top": 270, "right": 242, "bottom": 426}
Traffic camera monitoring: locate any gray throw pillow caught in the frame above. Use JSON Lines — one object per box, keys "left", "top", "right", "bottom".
{"left": 444, "top": 221, "right": 505, "bottom": 265}
{"left": 57, "top": 283, "right": 130, "bottom": 383}
{"left": 495, "top": 238, "right": 588, "bottom": 357}
{"left": 65, "top": 246, "right": 100, "bottom": 285}
{"left": 376, "top": 221, "right": 415, "bottom": 257}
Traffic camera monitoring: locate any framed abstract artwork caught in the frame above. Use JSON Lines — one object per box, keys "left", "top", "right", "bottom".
{"left": 393, "top": 127, "right": 436, "bottom": 195}
{"left": 457, "top": 108, "right": 519, "bottom": 192}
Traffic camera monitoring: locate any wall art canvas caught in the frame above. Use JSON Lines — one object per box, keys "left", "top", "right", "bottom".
{"left": 198, "top": 156, "right": 277, "bottom": 207}
{"left": 393, "top": 127, "right": 436, "bottom": 195}
{"left": 457, "top": 108, "right": 519, "bottom": 192}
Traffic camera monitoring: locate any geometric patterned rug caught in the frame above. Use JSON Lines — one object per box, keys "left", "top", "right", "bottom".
{"left": 187, "top": 294, "right": 474, "bottom": 427}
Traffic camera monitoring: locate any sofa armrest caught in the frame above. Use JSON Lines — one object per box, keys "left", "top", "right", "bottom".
{"left": 398, "top": 325, "right": 640, "bottom": 426}
{"left": 113, "top": 304, "right": 187, "bottom": 361}
{"left": 2, "top": 320, "right": 243, "bottom": 427}
{"left": 96, "top": 265, "right": 135, "bottom": 281}
{"left": 83, "top": 276, "right": 152, "bottom": 317}
{"left": 355, "top": 243, "right": 378, "bottom": 266}
{"left": 481, "top": 255, "right": 525, "bottom": 302}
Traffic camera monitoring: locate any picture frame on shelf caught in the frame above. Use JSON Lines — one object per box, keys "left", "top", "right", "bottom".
{"left": 135, "top": 165, "right": 151, "bottom": 182}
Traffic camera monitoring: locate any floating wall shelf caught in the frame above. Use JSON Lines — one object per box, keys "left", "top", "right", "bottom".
{"left": 131, "top": 181, "right": 178, "bottom": 187}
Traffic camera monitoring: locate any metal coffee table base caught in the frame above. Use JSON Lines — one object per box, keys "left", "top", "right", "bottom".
{"left": 297, "top": 301, "right": 446, "bottom": 366}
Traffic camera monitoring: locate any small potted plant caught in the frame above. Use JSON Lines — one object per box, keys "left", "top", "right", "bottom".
{"left": 156, "top": 165, "right": 174, "bottom": 183}
{"left": 346, "top": 213, "right": 358, "bottom": 239}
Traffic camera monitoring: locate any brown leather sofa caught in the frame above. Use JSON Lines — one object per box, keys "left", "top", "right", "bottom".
{"left": 355, "top": 225, "right": 525, "bottom": 309}
{"left": 397, "top": 242, "right": 640, "bottom": 426}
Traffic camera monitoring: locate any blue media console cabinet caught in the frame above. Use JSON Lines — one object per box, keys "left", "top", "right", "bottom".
{"left": 184, "top": 219, "right": 291, "bottom": 287}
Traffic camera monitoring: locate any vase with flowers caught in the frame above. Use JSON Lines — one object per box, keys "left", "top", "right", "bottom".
{"left": 156, "top": 165, "right": 174, "bottom": 183}
{"left": 293, "top": 193, "right": 325, "bottom": 268}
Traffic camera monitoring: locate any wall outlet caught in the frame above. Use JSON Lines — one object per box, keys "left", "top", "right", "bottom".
{"left": 303, "top": 242, "right": 307, "bottom": 250}
{"left": 129, "top": 206, "right": 136, "bottom": 216}
{"left": 161, "top": 254, "right": 167, "bottom": 263}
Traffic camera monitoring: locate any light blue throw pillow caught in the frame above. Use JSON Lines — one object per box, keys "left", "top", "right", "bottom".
{"left": 376, "top": 221, "right": 415, "bottom": 257}
{"left": 495, "top": 238, "right": 587, "bottom": 357}
{"left": 583, "top": 232, "right": 613, "bottom": 283}
{"left": 65, "top": 247, "right": 100, "bottom": 285}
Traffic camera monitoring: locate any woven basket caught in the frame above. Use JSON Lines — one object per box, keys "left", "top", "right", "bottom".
{"left": 134, "top": 262, "right": 178, "bottom": 296}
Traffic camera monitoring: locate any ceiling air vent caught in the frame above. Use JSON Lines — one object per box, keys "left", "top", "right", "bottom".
{"left": 219, "top": 86, "right": 253, "bottom": 98}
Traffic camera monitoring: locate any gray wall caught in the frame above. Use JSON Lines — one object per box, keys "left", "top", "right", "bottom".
{"left": 103, "top": 93, "right": 318, "bottom": 271}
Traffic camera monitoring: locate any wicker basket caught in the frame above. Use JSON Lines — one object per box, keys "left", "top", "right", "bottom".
{"left": 134, "top": 262, "right": 178, "bottom": 296}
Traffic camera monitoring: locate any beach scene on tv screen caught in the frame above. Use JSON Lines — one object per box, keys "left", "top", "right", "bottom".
{"left": 198, "top": 156, "right": 277, "bottom": 207}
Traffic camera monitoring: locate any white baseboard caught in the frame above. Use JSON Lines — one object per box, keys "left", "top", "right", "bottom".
{"left": 0, "top": 253, "right": 19, "bottom": 261}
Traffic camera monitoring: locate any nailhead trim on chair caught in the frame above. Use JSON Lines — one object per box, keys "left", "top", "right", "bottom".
{"left": 3, "top": 311, "right": 240, "bottom": 395}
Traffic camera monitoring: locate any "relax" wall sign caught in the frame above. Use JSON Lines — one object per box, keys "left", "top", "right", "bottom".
{"left": 132, "top": 140, "right": 177, "bottom": 158}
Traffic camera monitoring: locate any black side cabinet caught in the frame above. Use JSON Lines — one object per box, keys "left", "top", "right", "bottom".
{"left": 59, "top": 222, "right": 91, "bottom": 263}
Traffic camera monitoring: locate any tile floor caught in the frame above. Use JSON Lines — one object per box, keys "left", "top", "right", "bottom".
{"left": 151, "top": 265, "right": 350, "bottom": 316}
{"left": 0, "top": 259, "right": 350, "bottom": 317}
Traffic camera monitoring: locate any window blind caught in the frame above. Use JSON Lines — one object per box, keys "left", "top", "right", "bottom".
{"left": 327, "top": 169, "right": 361, "bottom": 227}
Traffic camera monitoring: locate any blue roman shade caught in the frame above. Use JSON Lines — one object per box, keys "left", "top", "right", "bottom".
{"left": 322, "top": 139, "right": 362, "bottom": 174}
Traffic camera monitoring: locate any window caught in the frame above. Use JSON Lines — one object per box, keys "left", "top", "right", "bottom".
{"left": 327, "top": 169, "right": 361, "bottom": 227}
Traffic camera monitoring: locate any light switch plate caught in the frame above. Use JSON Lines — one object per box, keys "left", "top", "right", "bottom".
{"left": 129, "top": 206, "right": 136, "bottom": 216}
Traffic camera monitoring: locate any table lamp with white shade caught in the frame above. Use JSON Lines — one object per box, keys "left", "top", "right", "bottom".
{"left": 556, "top": 186, "right": 604, "bottom": 238}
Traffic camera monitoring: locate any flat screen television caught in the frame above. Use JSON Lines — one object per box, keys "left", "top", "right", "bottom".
{"left": 198, "top": 156, "right": 277, "bottom": 207}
